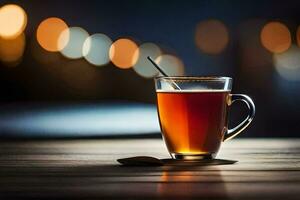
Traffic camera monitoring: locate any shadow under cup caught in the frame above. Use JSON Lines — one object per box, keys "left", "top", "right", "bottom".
{"left": 155, "top": 77, "right": 255, "bottom": 160}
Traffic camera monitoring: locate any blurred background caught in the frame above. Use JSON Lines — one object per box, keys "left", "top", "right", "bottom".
{"left": 0, "top": 0, "right": 299, "bottom": 138}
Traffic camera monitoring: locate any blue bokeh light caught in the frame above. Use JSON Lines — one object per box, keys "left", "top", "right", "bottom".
{"left": 0, "top": 102, "right": 160, "bottom": 137}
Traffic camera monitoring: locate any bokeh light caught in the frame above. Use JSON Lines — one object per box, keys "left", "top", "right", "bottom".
{"left": 195, "top": 19, "right": 229, "bottom": 54}
{"left": 0, "top": 4, "right": 27, "bottom": 39}
{"left": 59, "top": 27, "right": 88, "bottom": 59}
{"left": 155, "top": 54, "right": 184, "bottom": 76}
{"left": 82, "top": 33, "right": 112, "bottom": 66}
{"left": 37, "top": 17, "right": 69, "bottom": 52}
{"left": 133, "top": 43, "right": 162, "bottom": 78}
{"left": 261, "top": 22, "right": 291, "bottom": 53}
{"left": 273, "top": 45, "right": 300, "bottom": 81}
{"left": 109, "top": 38, "right": 139, "bottom": 69}
{"left": 0, "top": 33, "right": 25, "bottom": 66}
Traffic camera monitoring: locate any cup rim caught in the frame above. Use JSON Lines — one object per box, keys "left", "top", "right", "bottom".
{"left": 154, "top": 76, "right": 232, "bottom": 81}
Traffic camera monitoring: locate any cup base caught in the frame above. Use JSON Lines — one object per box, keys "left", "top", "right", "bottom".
{"left": 171, "top": 153, "right": 215, "bottom": 160}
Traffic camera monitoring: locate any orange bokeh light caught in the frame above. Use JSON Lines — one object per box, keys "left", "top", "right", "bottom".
{"left": 260, "top": 22, "right": 291, "bottom": 53}
{"left": 195, "top": 19, "right": 229, "bottom": 54}
{"left": 0, "top": 4, "right": 27, "bottom": 39}
{"left": 109, "top": 38, "right": 139, "bottom": 69}
{"left": 0, "top": 33, "right": 25, "bottom": 65}
{"left": 37, "top": 17, "right": 69, "bottom": 52}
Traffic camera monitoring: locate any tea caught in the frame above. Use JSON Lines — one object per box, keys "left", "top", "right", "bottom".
{"left": 157, "top": 90, "right": 230, "bottom": 158}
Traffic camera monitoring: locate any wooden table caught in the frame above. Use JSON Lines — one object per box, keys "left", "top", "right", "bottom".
{"left": 0, "top": 138, "right": 299, "bottom": 199}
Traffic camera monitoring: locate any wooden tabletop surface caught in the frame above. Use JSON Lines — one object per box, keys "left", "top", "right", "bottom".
{"left": 0, "top": 138, "right": 299, "bottom": 199}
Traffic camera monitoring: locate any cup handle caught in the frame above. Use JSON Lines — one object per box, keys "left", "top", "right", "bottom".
{"left": 223, "top": 94, "right": 255, "bottom": 141}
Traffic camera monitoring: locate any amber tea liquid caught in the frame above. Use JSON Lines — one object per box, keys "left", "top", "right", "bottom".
{"left": 157, "top": 90, "right": 230, "bottom": 158}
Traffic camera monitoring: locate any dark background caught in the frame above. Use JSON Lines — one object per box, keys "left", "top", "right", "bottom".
{"left": 0, "top": 0, "right": 300, "bottom": 138}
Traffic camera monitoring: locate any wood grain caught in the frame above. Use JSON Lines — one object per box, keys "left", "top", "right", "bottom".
{"left": 0, "top": 138, "right": 299, "bottom": 199}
